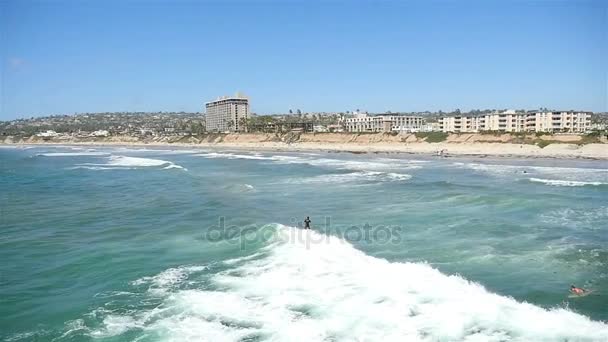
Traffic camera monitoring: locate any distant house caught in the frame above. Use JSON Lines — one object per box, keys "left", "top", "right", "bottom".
{"left": 313, "top": 125, "right": 328, "bottom": 133}
{"left": 90, "top": 130, "right": 109, "bottom": 137}
{"left": 36, "top": 130, "right": 58, "bottom": 137}
{"left": 326, "top": 124, "right": 344, "bottom": 133}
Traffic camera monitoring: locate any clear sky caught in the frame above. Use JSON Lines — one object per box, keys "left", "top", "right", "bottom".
{"left": 1, "top": 0, "right": 606, "bottom": 120}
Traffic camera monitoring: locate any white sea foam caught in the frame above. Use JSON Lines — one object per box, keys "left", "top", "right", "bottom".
{"left": 68, "top": 166, "right": 135, "bottom": 171}
{"left": 540, "top": 207, "right": 608, "bottom": 230}
{"left": 386, "top": 172, "right": 413, "bottom": 181}
{"left": 376, "top": 157, "right": 430, "bottom": 164}
{"left": 197, "top": 152, "right": 275, "bottom": 160}
{"left": 130, "top": 265, "right": 207, "bottom": 291}
{"left": 196, "top": 153, "right": 423, "bottom": 172}
{"left": 57, "top": 319, "right": 89, "bottom": 339}
{"left": 290, "top": 171, "right": 412, "bottom": 184}
{"left": 37, "top": 152, "right": 109, "bottom": 157}
{"left": 529, "top": 178, "right": 606, "bottom": 187}
{"left": 225, "top": 183, "right": 256, "bottom": 193}
{"left": 456, "top": 162, "right": 608, "bottom": 186}
{"left": 86, "top": 225, "right": 608, "bottom": 341}
{"left": 90, "top": 315, "right": 141, "bottom": 338}
{"left": 107, "top": 155, "right": 171, "bottom": 167}
{"left": 110, "top": 148, "right": 202, "bottom": 155}
{"left": 162, "top": 164, "right": 186, "bottom": 170}
{"left": 275, "top": 157, "right": 423, "bottom": 171}
{"left": 4, "top": 330, "right": 48, "bottom": 342}
{"left": 74, "top": 155, "right": 186, "bottom": 171}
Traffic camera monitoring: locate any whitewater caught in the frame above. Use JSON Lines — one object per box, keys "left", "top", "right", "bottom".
{"left": 75, "top": 225, "right": 606, "bottom": 341}
{"left": 1, "top": 146, "right": 607, "bottom": 341}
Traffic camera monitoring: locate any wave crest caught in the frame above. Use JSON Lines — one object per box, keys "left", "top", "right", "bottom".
{"left": 74, "top": 155, "right": 186, "bottom": 171}
{"left": 529, "top": 178, "right": 606, "bottom": 187}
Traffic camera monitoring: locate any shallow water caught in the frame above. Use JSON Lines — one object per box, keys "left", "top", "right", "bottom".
{"left": 1, "top": 145, "right": 607, "bottom": 341}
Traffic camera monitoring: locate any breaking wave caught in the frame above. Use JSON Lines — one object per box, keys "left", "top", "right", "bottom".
{"left": 37, "top": 152, "right": 110, "bottom": 157}
{"left": 529, "top": 178, "right": 606, "bottom": 187}
{"left": 197, "top": 152, "right": 424, "bottom": 172}
{"left": 65, "top": 225, "right": 608, "bottom": 341}
{"left": 455, "top": 162, "right": 608, "bottom": 186}
{"left": 197, "top": 152, "right": 276, "bottom": 160}
{"left": 68, "top": 166, "right": 135, "bottom": 171}
{"left": 75, "top": 155, "right": 186, "bottom": 171}
{"left": 289, "top": 171, "right": 412, "bottom": 184}
{"left": 298, "top": 158, "right": 423, "bottom": 171}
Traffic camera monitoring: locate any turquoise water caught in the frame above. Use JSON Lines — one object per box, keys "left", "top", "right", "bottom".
{"left": 1, "top": 145, "right": 607, "bottom": 341}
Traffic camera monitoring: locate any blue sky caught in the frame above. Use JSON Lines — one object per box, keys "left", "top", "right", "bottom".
{"left": 1, "top": 0, "right": 606, "bottom": 119}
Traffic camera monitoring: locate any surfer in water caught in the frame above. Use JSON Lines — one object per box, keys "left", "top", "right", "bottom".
{"left": 570, "top": 285, "right": 587, "bottom": 295}
{"left": 304, "top": 216, "right": 311, "bottom": 230}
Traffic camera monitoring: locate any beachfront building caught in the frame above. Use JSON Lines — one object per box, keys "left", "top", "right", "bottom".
{"left": 438, "top": 110, "right": 523, "bottom": 133}
{"left": 524, "top": 111, "right": 591, "bottom": 133}
{"left": 420, "top": 122, "right": 441, "bottom": 132}
{"left": 438, "top": 116, "right": 481, "bottom": 133}
{"left": 439, "top": 110, "right": 591, "bottom": 133}
{"left": 343, "top": 113, "right": 424, "bottom": 133}
{"left": 205, "top": 93, "right": 249, "bottom": 132}
{"left": 484, "top": 110, "right": 525, "bottom": 132}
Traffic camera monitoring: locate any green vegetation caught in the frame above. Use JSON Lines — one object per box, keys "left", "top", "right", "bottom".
{"left": 415, "top": 132, "right": 448, "bottom": 142}
{"left": 536, "top": 140, "right": 552, "bottom": 148}
{"left": 479, "top": 130, "right": 505, "bottom": 136}
{"left": 578, "top": 131, "right": 602, "bottom": 145}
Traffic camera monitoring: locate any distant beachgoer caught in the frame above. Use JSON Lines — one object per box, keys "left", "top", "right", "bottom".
{"left": 570, "top": 285, "right": 586, "bottom": 295}
{"left": 304, "top": 216, "right": 311, "bottom": 230}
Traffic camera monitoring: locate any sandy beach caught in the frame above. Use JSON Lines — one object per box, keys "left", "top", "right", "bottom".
{"left": 2, "top": 133, "right": 607, "bottom": 159}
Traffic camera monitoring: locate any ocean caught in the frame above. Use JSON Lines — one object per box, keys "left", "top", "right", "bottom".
{"left": 1, "top": 145, "right": 607, "bottom": 341}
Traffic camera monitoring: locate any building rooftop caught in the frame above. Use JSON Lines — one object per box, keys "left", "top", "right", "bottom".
{"left": 206, "top": 92, "right": 249, "bottom": 105}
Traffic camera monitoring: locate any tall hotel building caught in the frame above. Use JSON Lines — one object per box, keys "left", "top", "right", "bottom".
{"left": 205, "top": 93, "right": 249, "bottom": 132}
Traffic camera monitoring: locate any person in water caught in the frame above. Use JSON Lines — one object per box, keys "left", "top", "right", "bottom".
{"left": 304, "top": 216, "right": 311, "bottom": 230}
{"left": 570, "top": 285, "right": 586, "bottom": 295}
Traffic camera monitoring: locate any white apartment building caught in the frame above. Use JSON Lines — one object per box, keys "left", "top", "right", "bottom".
{"left": 205, "top": 93, "right": 249, "bottom": 132}
{"left": 439, "top": 111, "right": 590, "bottom": 133}
{"left": 438, "top": 116, "right": 482, "bottom": 133}
{"left": 484, "top": 110, "right": 526, "bottom": 132}
{"left": 525, "top": 111, "right": 591, "bottom": 133}
{"left": 343, "top": 113, "right": 424, "bottom": 133}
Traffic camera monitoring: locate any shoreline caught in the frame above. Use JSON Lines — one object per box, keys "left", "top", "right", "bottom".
{"left": 2, "top": 140, "right": 607, "bottom": 160}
